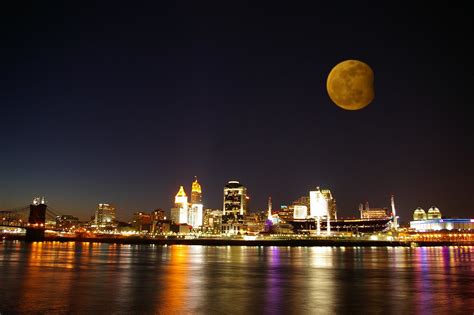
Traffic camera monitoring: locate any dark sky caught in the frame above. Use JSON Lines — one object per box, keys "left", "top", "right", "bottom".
{"left": 1, "top": 2, "right": 473, "bottom": 222}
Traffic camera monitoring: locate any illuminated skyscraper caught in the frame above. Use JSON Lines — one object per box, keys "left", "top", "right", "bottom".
{"left": 95, "top": 203, "right": 116, "bottom": 228}
{"left": 171, "top": 186, "right": 188, "bottom": 224}
{"left": 175, "top": 186, "right": 187, "bottom": 205}
{"left": 188, "top": 177, "right": 204, "bottom": 227}
{"left": 223, "top": 180, "right": 248, "bottom": 217}
{"left": 191, "top": 177, "right": 202, "bottom": 204}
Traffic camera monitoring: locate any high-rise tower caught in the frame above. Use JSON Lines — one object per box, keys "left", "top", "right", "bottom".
{"left": 95, "top": 203, "right": 116, "bottom": 229}
{"left": 191, "top": 177, "right": 202, "bottom": 204}
{"left": 223, "top": 180, "right": 248, "bottom": 217}
{"left": 189, "top": 177, "right": 203, "bottom": 227}
{"left": 172, "top": 186, "right": 188, "bottom": 224}
{"left": 175, "top": 186, "right": 188, "bottom": 206}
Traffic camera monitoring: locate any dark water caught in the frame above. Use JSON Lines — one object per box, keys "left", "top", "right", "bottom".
{"left": 1, "top": 242, "right": 473, "bottom": 314}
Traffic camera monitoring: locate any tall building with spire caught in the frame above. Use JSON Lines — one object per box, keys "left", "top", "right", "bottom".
{"left": 189, "top": 177, "right": 203, "bottom": 227}
{"left": 191, "top": 177, "right": 202, "bottom": 204}
{"left": 175, "top": 186, "right": 187, "bottom": 206}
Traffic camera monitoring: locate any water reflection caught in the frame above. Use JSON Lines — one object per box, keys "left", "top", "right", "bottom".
{"left": 1, "top": 242, "right": 473, "bottom": 314}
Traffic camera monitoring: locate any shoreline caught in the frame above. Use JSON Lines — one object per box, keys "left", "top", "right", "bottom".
{"left": 2, "top": 235, "right": 473, "bottom": 247}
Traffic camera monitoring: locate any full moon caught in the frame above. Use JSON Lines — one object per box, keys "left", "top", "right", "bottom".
{"left": 326, "top": 59, "right": 374, "bottom": 110}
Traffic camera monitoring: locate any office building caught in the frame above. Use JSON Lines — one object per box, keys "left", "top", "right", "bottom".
{"left": 223, "top": 180, "right": 248, "bottom": 217}
{"left": 191, "top": 177, "right": 202, "bottom": 203}
{"left": 203, "top": 209, "right": 223, "bottom": 234}
{"left": 171, "top": 186, "right": 188, "bottom": 224}
{"left": 189, "top": 177, "right": 204, "bottom": 228}
{"left": 95, "top": 203, "right": 116, "bottom": 228}
{"left": 56, "top": 215, "right": 79, "bottom": 230}
{"left": 293, "top": 196, "right": 310, "bottom": 209}
{"left": 152, "top": 209, "right": 166, "bottom": 221}
{"left": 188, "top": 204, "right": 203, "bottom": 228}
{"left": 277, "top": 205, "right": 293, "bottom": 223}
{"left": 132, "top": 212, "right": 153, "bottom": 232}
{"left": 293, "top": 205, "right": 308, "bottom": 220}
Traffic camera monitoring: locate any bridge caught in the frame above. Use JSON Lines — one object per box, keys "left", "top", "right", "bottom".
{"left": 1, "top": 198, "right": 66, "bottom": 241}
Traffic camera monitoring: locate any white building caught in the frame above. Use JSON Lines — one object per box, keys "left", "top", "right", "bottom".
{"left": 188, "top": 203, "right": 203, "bottom": 228}
{"left": 310, "top": 187, "right": 328, "bottom": 218}
{"left": 293, "top": 205, "right": 308, "bottom": 220}
{"left": 410, "top": 219, "right": 474, "bottom": 232}
{"left": 172, "top": 186, "right": 188, "bottom": 224}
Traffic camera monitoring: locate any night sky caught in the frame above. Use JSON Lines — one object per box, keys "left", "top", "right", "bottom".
{"left": 1, "top": 2, "right": 473, "bottom": 222}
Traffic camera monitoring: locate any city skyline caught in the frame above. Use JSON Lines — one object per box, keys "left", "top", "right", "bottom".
{"left": 0, "top": 176, "right": 459, "bottom": 224}
{"left": 1, "top": 3, "right": 473, "bottom": 221}
{"left": 2, "top": 3, "right": 474, "bottom": 314}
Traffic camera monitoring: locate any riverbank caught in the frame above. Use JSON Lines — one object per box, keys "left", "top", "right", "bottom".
{"left": 3, "top": 234, "right": 473, "bottom": 247}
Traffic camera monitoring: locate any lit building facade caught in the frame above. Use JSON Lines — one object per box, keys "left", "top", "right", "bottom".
{"left": 293, "top": 205, "right": 308, "bottom": 220}
{"left": 310, "top": 187, "right": 328, "bottom": 218}
{"left": 293, "top": 196, "right": 310, "bottom": 209}
{"left": 203, "top": 209, "right": 223, "bottom": 234}
{"left": 95, "top": 203, "right": 116, "bottom": 228}
{"left": 321, "top": 189, "right": 337, "bottom": 219}
{"left": 132, "top": 212, "right": 153, "bottom": 232}
{"left": 410, "top": 218, "right": 474, "bottom": 232}
{"left": 427, "top": 206, "right": 442, "bottom": 219}
{"left": 152, "top": 209, "right": 166, "bottom": 221}
{"left": 191, "top": 177, "right": 202, "bottom": 203}
{"left": 172, "top": 186, "right": 188, "bottom": 224}
{"left": 309, "top": 187, "right": 332, "bottom": 235}
{"left": 277, "top": 205, "right": 293, "bottom": 223}
{"left": 223, "top": 181, "right": 248, "bottom": 217}
{"left": 410, "top": 206, "right": 451, "bottom": 231}
{"left": 188, "top": 204, "right": 203, "bottom": 228}
{"left": 55, "top": 215, "right": 79, "bottom": 230}
{"left": 221, "top": 220, "right": 246, "bottom": 235}
{"left": 359, "top": 202, "right": 390, "bottom": 220}
{"left": 410, "top": 206, "right": 474, "bottom": 232}
{"left": 189, "top": 177, "right": 203, "bottom": 227}
{"left": 413, "top": 207, "right": 427, "bottom": 221}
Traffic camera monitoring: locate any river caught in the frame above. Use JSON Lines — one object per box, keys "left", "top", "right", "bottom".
{"left": 1, "top": 241, "right": 473, "bottom": 314}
